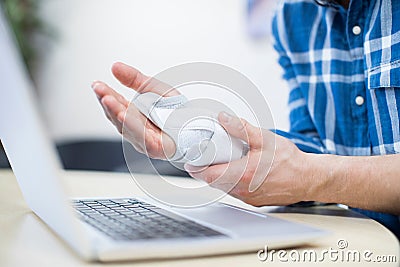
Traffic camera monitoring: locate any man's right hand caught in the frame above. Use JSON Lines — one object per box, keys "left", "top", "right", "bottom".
{"left": 92, "top": 62, "right": 179, "bottom": 159}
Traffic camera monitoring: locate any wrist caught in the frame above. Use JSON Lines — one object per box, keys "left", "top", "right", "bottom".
{"left": 302, "top": 152, "right": 345, "bottom": 203}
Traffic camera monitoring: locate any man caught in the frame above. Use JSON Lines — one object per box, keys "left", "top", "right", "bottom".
{"left": 93, "top": 0, "right": 400, "bottom": 237}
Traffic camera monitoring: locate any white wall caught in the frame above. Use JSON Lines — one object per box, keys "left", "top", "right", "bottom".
{"left": 35, "top": 0, "right": 289, "bottom": 143}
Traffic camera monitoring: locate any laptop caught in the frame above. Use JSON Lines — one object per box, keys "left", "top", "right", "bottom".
{"left": 0, "top": 7, "right": 327, "bottom": 261}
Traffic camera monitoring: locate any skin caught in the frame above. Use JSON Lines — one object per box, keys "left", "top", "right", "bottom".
{"left": 93, "top": 62, "right": 178, "bottom": 159}
{"left": 93, "top": 62, "right": 400, "bottom": 215}
{"left": 186, "top": 113, "right": 400, "bottom": 215}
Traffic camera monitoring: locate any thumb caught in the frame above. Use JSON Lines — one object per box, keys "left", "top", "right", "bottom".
{"left": 218, "top": 112, "right": 264, "bottom": 149}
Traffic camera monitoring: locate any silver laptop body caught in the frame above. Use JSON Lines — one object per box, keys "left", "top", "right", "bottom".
{"left": 0, "top": 7, "right": 327, "bottom": 261}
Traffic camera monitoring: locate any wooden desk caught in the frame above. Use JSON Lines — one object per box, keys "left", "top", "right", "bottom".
{"left": 0, "top": 170, "right": 398, "bottom": 266}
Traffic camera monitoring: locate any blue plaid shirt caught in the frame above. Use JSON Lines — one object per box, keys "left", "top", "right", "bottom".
{"left": 272, "top": 0, "right": 400, "bottom": 236}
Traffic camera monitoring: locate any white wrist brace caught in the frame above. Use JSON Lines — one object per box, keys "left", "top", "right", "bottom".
{"left": 132, "top": 92, "right": 248, "bottom": 166}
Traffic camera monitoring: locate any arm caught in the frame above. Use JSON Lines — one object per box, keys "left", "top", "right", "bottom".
{"left": 185, "top": 14, "right": 399, "bottom": 215}
{"left": 185, "top": 113, "right": 400, "bottom": 215}
{"left": 307, "top": 153, "right": 400, "bottom": 215}
{"left": 269, "top": 12, "right": 399, "bottom": 214}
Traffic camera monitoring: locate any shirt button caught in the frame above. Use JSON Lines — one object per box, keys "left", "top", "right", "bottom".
{"left": 352, "top": 25, "right": 362, "bottom": 35}
{"left": 355, "top": 96, "right": 364, "bottom": 106}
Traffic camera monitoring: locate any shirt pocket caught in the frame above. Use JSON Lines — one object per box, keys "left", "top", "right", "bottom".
{"left": 367, "top": 59, "right": 400, "bottom": 89}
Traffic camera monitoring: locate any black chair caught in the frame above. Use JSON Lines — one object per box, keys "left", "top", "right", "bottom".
{"left": 57, "top": 140, "right": 189, "bottom": 176}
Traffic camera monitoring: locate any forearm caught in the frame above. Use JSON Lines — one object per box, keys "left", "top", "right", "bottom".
{"left": 306, "top": 153, "right": 400, "bottom": 215}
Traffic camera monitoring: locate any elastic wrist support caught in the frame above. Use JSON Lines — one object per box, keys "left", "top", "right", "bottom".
{"left": 132, "top": 92, "right": 248, "bottom": 166}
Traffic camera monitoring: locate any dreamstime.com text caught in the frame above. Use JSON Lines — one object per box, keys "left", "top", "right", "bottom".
{"left": 257, "top": 239, "right": 398, "bottom": 263}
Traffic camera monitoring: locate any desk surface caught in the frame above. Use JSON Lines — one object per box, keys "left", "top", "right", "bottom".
{"left": 0, "top": 169, "right": 398, "bottom": 267}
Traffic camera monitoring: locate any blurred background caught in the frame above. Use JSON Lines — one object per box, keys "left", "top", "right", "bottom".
{"left": 0, "top": 0, "right": 288, "bottom": 175}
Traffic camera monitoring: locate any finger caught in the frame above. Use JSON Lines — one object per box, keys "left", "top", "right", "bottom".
{"left": 96, "top": 95, "right": 112, "bottom": 121}
{"left": 218, "top": 112, "right": 266, "bottom": 149}
{"left": 111, "top": 62, "right": 180, "bottom": 97}
{"left": 101, "top": 95, "right": 126, "bottom": 121}
{"left": 158, "top": 131, "right": 177, "bottom": 159}
{"left": 92, "top": 81, "right": 129, "bottom": 107}
{"left": 185, "top": 158, "right": 249, "bottom": 193}
{"left": 101, "top": 96, "right": 125, "bottom": 133}
{"left": 122, "top": 105, "right": 176, "bottom": 159}
{"left": 102, "top": 105, "right": 112, "bottom": 121}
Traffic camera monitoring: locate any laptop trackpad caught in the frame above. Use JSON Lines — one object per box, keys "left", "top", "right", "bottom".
{"left": 172, "top": 203, "right": 301, "bottom": 238}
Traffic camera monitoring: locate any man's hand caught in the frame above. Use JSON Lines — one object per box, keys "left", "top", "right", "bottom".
{"left": 184, "top": 112, "right": 316, "bottom": 206}
{"left": 92, "top": 62, "right": 179, "bottom": 159}
{"left": 185, "top": 112, "right": 400, "bottom": 214}
{"left": 93, "top": 63, "right": 400, "bottom": 214}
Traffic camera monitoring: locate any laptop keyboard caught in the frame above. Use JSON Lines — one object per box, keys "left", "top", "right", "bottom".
{"left": 73, "top": 198, "right": 224, "bottom": 241}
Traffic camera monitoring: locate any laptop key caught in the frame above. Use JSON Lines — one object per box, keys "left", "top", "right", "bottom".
{"left": 73, "top": 198, "right": 225, "bottom": 241}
